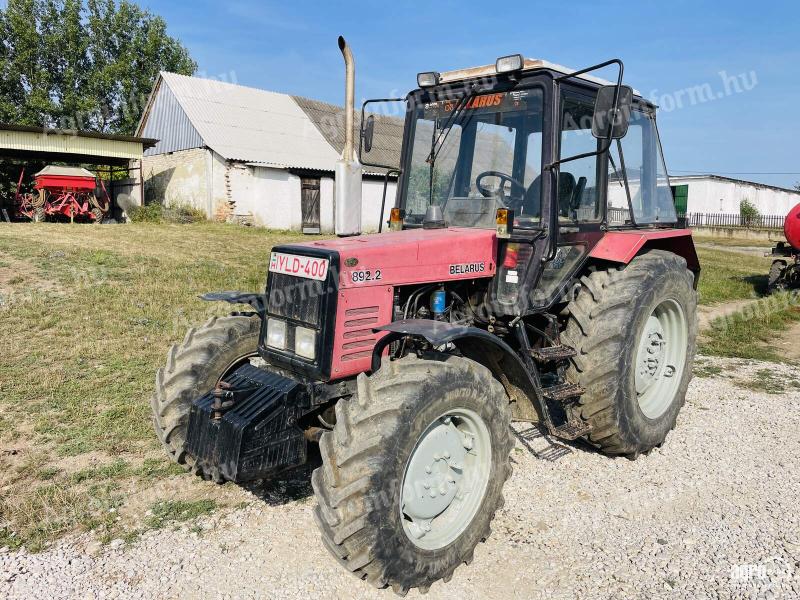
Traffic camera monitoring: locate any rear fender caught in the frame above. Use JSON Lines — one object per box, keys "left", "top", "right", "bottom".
{"left": 200, "top": 291, "right": 265, "bottom": 317}
{"left": 372, "top": 319, "right": 542, "bottom": 422}
{"left": 589, "top": 230, "right": 700, "bottom": 282}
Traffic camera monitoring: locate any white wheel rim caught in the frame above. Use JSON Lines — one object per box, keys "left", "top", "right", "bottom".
{"left": 400, "top": 408, "right": 491, "bottom": 550}
{"left": 635, "top": 299, "right": 687, "bottom": 419}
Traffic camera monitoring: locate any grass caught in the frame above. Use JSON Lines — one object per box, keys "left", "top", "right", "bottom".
{"left": 0, "top": 221, "right": 311, "bottom": 550}
{"left": 145, "top": 499, "right": 216, "bottom": 530}
{"left": 695, "top": 245, "right": 772, "bottom": 305}
{"left": 700, "top": 292, "right": 800, "bottom": 362}
{"left": 737, "top": 367, "right": 800, "bottom": 394}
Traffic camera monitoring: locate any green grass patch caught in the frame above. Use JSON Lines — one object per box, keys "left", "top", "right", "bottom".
{"left": 700, "top": 293, "right": 800, "bottom": 361}
{"left": 145, "top": 499, "right": 216, "bottom": 530}
{"left": 695, "top": 246, "right": 772, "bottom": 305}
{"left": 737, "top": 367, "right": 800, "bottom": 394}
{"left": 0, "top": 222, "right": 312, "bottom": 550}
{"left": 693, "top": 361, "right": 723, "bottom": 378}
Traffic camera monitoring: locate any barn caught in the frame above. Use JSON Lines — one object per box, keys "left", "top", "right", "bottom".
{"left": 668, "top": 174, "right": 800, "bottom": 218}
{"left": 136, "top": 72, "right": 401, "bottom": 233}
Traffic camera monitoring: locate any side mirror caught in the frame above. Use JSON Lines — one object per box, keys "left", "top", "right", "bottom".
{"left": 592, "top": 85, "right": 633, "bottom": 140}
{"left": 363, "top": 114, "right": 375, "bottom": 153}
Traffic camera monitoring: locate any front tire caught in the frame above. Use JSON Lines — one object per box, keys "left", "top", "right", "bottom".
{"left": 312, "top": 353, "right": 513, "bottom": 594}
{"left": 151, "top": 314, "right": 261, "bottom": 480}
{"left": 563, "top": 250, "right": 698, "bottom": 456}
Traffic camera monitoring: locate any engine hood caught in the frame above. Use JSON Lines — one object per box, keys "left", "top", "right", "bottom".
{"left": 291, "top": 227, "right": 498, "bottom": 288}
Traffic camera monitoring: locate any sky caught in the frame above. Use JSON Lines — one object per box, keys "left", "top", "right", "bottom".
{"left": 139, "top": 0, "right": 800, "bottom": 189}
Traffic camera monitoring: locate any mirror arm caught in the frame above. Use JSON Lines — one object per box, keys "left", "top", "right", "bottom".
{"left": 358, "top": 97, "right": 407, "bottom": 170}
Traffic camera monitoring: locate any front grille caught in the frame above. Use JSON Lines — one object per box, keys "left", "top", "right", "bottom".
{"left": 340, "top": 306, "right": 380, "bottom": 362}
{"left": 267, "top": 272, "right": 324, "bottom": 327}
{"left": 260, "top": 247, "right": 338, "bottom": 380}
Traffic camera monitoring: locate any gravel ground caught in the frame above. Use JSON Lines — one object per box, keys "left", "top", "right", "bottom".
{"left": 2, "top": 355, "right": 799, "bottom": 599}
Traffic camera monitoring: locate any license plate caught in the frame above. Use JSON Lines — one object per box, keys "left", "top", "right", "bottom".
{"left": 269, "top": 252, "right": 329, "bottom": 281}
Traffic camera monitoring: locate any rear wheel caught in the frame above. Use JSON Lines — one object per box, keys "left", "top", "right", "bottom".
{"left": 562, "top": 250, "right": 697, "bottom": 456}
{"left": 151, "top": 314, "right": 260, "bottom": 481}
{"left": 768, "top": 260, "right": 787, "bottom": 293}
{"left": 312, "top": 353, "right": 513, "bottom": 594}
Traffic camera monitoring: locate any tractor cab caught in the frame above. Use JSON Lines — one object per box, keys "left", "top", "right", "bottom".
{"left": 362, "top": 56, "right": 680, "bottom": 314}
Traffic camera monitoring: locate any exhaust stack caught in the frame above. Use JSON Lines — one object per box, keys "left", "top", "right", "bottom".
{"left": 334, "top": 36, "right": 363, "bottom": 236}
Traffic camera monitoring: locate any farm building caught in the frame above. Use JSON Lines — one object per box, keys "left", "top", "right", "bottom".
{"left": 668, "top": 174, "right": 800, "bottom": 217}
{"left": 136, "top": 72, "right": 401, "bottom": 232}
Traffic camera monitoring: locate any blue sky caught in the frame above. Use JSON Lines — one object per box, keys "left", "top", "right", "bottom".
{"left": 140, "top": 0, "right": 800, "bottom": 189}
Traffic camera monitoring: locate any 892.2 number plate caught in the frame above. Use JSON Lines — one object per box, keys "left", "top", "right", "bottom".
{"left": 351, "top": 269, "right": 382, "bottom": 283}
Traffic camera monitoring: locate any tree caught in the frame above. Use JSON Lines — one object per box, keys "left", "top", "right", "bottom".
{"left": 0, "top": 0, "right": 195, "bottom": 134}
{"left": 739, "top": 198, "right": 761, "bottom": 228}
{"left": 794, "top": 182, "right": 800, "bottom": 192}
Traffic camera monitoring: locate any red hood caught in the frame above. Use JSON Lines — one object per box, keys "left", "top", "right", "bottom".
{"left": 294, "top": 227, "right": 498, "bottom": 288}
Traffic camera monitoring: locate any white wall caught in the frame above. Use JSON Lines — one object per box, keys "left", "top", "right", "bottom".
{"left": 320, "top": 176, "right": 335, "bottom": 233}
{"left": 672, "top": 177, "right": 800, "bottom": 216}
{"left": 361, "top": 178, "right": 397, "bottom": 232}
{"left": 240, "top": 166, "right": 302, "bottom": 229}
{"left": 141, "top": 148, "right": 210, "bottom": 214}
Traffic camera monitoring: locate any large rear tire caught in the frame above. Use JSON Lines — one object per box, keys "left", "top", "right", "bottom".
{"left": 312, "top": 353, "right": 513, "bottom": 594}
{"left": 151, "top": 315, "right": 261, "bottom": 481}
{"left": 562, "top": 250, "right": 697, "bottom": 456}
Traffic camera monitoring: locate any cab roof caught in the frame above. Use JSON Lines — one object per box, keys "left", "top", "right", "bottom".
{"left": 438, "top": 57, "right": 643, "bottom": 97}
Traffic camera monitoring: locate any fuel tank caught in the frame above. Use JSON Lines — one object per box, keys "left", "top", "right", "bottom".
{"left": 785, "top": 203, "right": 800, "bottom": 251}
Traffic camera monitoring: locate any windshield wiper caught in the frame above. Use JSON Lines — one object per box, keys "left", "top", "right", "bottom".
{"left": 425, "top": 85, "right": 479, "bottom": 205}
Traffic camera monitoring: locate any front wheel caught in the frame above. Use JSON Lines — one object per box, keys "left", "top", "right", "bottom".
{"left": 312, "top": 353, "right": 513, "bottom": 594}
{"left": 151, "top": 314, "right": 260, "bottom": 481}
{"left": 563, "top": 250, "right": 698, "bottom": 456}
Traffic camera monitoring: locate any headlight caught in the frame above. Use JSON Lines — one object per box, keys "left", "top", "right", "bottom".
{"left": 266, "top": 318, "right": 287, "bottom": 350}
{"left": 294, "top": 326, "right": 316, "bottom": 360}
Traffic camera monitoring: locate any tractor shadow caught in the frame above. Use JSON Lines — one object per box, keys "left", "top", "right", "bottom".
{"left": 241, "top": 445, "right": 321, "bottom": 506}
{"left": 743, "top": 274, "right": 770, "bottom": 297}
{"left": 510, "top": 424, "right": 596, "bottom": 463}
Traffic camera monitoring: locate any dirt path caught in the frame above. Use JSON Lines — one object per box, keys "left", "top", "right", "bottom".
{"left": 698, "top": 297, "right": 762, "bottom": 330}
{"left": 766, "top": 319, "right": 800, "bottom": 362}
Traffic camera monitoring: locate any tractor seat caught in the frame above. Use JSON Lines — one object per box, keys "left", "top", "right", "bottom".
{"left": 517, "top": 172, "right": 577, "bottom": 219}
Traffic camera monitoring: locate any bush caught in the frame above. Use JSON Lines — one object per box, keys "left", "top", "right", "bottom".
{"left": 127, "top": 203, "right": 207, "bottom": 224}
{"left": 740, "top": 198, "right": 761, "bottom": 227}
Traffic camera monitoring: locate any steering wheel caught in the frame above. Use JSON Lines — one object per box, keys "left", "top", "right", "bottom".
{"left": 475, "top": 170, "right": 526, "bottom": 204}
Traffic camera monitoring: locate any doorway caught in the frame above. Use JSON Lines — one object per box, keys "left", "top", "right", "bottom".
{"left": 301, "top": 177, "right": 321, "bottom": 234}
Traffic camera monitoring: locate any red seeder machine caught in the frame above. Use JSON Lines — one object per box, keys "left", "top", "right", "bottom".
{"left": 15, "top": 166, "right": 110, "bottom": 223}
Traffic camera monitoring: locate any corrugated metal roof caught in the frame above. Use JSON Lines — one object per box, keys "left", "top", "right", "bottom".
{"left": 140, "top": 77, "right": 203, "bottom": 156}
{"left": 0, "top": 124, "right": 153, "bottom": 160}
{"left": 292, "top": 96, "right": 403, "bottom": 175}
{"left": 151, "top": 72, "right": 340, "bottom": 171}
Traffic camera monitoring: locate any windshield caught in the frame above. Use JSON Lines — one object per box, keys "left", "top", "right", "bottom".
{"left": 401, "top": 88, "right": 545, "bottom": 229}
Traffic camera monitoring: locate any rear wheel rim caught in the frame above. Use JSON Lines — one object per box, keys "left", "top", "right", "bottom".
{"left": 635, "top": 299, "right": 687, "bottom": 419}
{"left": 400, "top": 408, "right": 491, "bottom": 550}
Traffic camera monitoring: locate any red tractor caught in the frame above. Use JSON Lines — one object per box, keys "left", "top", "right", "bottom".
{"left": 15, "top": 166, "right": 110, "bottom": 223}
{"left": 767, "top": 202, "right": 800, "bottom": 292}
{"left": 152, "top": 46, "right": 698, "bottom": 594}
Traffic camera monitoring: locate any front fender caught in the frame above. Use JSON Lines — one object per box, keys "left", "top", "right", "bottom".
{"left": 200, "top": 291, "right": 265, "bottom": 317}
{"left": 372, "top": 319, "right": 543, "bottom": 422}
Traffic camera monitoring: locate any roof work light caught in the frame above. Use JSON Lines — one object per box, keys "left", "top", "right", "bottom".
{"left": 496, "top": 54, "right": 524, "bottom": 74}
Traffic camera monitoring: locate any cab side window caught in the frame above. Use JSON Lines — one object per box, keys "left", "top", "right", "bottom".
{"left": 558, "top": 94, "right": 601, "bottom": 223}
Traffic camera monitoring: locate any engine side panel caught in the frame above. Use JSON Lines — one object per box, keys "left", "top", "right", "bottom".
{"left": 330, "top": 284, "right": 394, "bottom": 379}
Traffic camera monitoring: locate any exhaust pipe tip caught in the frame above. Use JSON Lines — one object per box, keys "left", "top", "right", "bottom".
{"left": 337, "top": 35, "right": 346, "bottom": 51}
